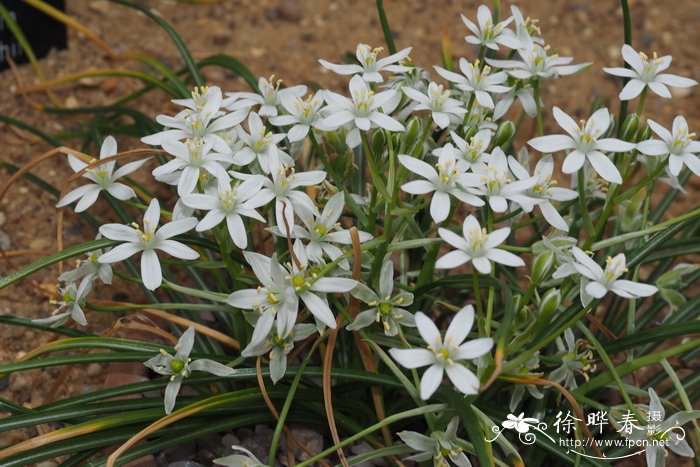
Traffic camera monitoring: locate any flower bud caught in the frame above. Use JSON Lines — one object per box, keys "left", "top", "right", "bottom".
{"left": 620, "top": 113, "right": 639, "bottom": 141}
{"left": 636, "top": 124, "right": 652, "bottom": 142}
{"left": 537, "top": 288, "right": 561, "bottom": 324}
{"left": 462, "top": 124, "right": 479, "bottom": 141}
{"left": 494, "top": 121, "right": 516, "bottom": 147}
{"left": 404, "top": 117, "right": 421, "bottom": 148}
{"left": 530, "top": 251, "right": 554, "bottom": 285}
{"left": 372, "top": 129, "right": 386, "bottom": 156}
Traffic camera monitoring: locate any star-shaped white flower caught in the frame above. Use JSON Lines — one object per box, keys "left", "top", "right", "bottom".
{"left": 225, "top": 76, "right": 307, "bottom": 117}
{"left": 616, "top": 388, "right": 698, "bottom": 467}
{"left": 34, "top": 276, "right": 92, "bottom": 327}
{"left": 568, "top": 247, "right": 657, "bottom": 306}
{"left": 56, "top": 136, "right": 147, "bottom": 212}
{"left": 321, "top": 75, "right": 404, "bottom": 148}
{"left": 402, "top": 82, "right": 466, "bottom": 128}
{"left": 528, "top": 107, "right": 635, "bottom": 184}
{"left": 269, "top": 90, "right": 328, "bottom": 142}
{"left": 461, "top": 5, "right": 519, "bottom": 50}
{"left": 181, "top": 176, "right": 268, "bottom": 249}
{"left": 98, "top": 198, "right": 199, "bottom": 290}
{"left": 487, "top": 44, "right": 590, "bottom": 81}
{"left": 435, "top": 59, "right": 510, "bottom": 109}
{"left": 399, "top": 152, "right": 484, "bottom": 223}
{"left": 437, "top": 129, "right": 492, "bottom": 172}
{"left": 144, "top": 326, "right": 235, "bottom": 413}
{"left": 319, "top": 43, "right": 412, "bottom": 83}
{"left": 603, "top": 45, "right": 697, "bottom": 100}
{"left": 436, "top": 214, "right": 524, "bottom": 273}
{"left": 280, "top": 192, "right": 373, "bottom": 268}
{"left": 348, "top": 258, "right": 415, "bottom": 336}
{"left": 637, "top": 116, "right": 700, "bottom": 177}
{"left": 389, "top": 306, "right": 493, "bottom": 399}
{"left": 508, "top": 154, "right": 578, "bottom": 232}
{"left": 471, "top": 148, "right": 539, "bottom": 213}
{"left": 232, "top": 112, "right": 291, "bottom": 173}
{"left": 153, "top": 138, "right": 233, "bottom": 196}
{"left": 234, "top": 156, "right": 326, "bottom": 231}
{"left": 142, "top": 86, "right": 248, "bottom": 153}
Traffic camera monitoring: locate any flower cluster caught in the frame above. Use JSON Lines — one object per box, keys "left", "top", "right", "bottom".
{"left": 33, "top": 3, "right": 699, "bottom": 466}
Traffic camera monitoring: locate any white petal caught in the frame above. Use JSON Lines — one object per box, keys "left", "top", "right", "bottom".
{"left": 445, "top": 306, "right": 474, "bottom": 345}
{"left": 97, "top": 242, "right": 141, "bottom": 263}
{"left": 611, "top": 279, "right": 657, "bottom": 297}
{"left": 140, "top": 249, "right": 162, "bottom": 290}
{"left": 585, "top": 281, "right": 608, "bottom": 299}
{"left": 300, "top": 292, "right": 336, "bottom": 328}
{"left": 562, "top": 150, "right": 586, "bottom": 174}
{"left": 454, "top": 338, "right": 494, "bottom": 360}
{"left": 472, "top": 256, "right": 492, "bottom": 274}
{"left": 156, "top": 217, "right": 198, "bottom": 240}
{"left": 528, "top": 135, "right": 575, "bottom": 153}
{"left": 415, "top": 311, "right": 441, "bottom": 346}
{"left": 587, "top": 151, "right": 622, "bottom": 184}
{"left": 157, "top": 239, "right": 199, "bottom": 260}
{"left": 619, "top": 79, "right": 646, "bottom": 101}
{"left": 484, "top": 249, "right": 525, "bottom": 267}
{"left": 445, "top": 364, "right": 480, "bottom": 395}
{"left": 420, "top": 365, "right": 444, "bottom": 400}
{"left": 98, "top": 224, "right": 139, "bottom": 242}
{"left": 388, "top": 348, "right": 435, "bottom": 369}
{"left": 430, "top": 191, "right": 451, "bottom": 223}
{"left": 436, "top": 250, "right": 471, "bottom": 269}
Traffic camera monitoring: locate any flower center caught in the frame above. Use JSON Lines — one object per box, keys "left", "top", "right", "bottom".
{"left": 170, "top": 358, "right": 185, "bottom": 373}
{"left": 378, "top": 302, "right": 393, "bottom": 315}
{"left": 466, "top": 227, "right": 488, "bottom": 252}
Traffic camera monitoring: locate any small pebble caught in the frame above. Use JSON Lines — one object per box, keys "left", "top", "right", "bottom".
{"left": 86, "top": 363, "right": 102, "bottom": 377}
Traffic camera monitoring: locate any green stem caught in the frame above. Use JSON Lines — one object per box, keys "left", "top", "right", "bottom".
{"left": 577, "top": 170, "right": 595, "bottom": 238}
{"left": 634, "top": 87, "right": 647, "bottom": 117}
{"left": 375, "top": 0, "right": 397, "bottom": 54}
{"left": 472, "top": 269, "right": 485, "bottom": 336}
{"left": 533, "top": 79, "right": 544, "bottom": 136}
{"left": 616, "top": 0, "right": 633, "bottom": 136}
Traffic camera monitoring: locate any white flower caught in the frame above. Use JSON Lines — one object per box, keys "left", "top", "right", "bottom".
{"left": 399, "top": 152, "right": 484, "bottom": 223}
{"left": 226, "top": 250, "right": 357, "bottom": 346}
{"left": 34, "top": 276, "right": 92, "bottom": 327}
{"left": 435, "top": 59, "right": 510, "bottom": 109}
{"left": 528, "top": 107, "right": 635, "bottom": 184}
{"left": 508, "top": 154, "right": 578, "bottom": 231}
{"left": 98, "top": 198, "right": 199, "bottom": 290}
{"left": 347, "top": 258, "right": 415, "bottom": 336}
{"left": 471, "top": 148, "right": 539, "bottom": 213}
{"left": 142, "top": 86, "right": 248, "bottom": 153}
{"left": 615, "top": 388, "right": 698, "bottom": 467}
{"left": 603, "top": 45, "right": 697, "bottom": 100}
{"left": 232, "top": 112, "right": 291, "bottom": 173}
{"left": 402, "top": 82, "right": 466, "bottom": 128}
{"left": 226, "top": 76, "right": 306, "bottom": 117}
{"left": 181, "top": 176, "right": 268, "bottom": 249}
{"left": 502, "top": 413, "right": 540, "bottom": 433}
{"left": 321, "top": 75, "right": 404, "bottom": 148}
{"left": 269, "top": 90, "right": 328, "bottom": 142}
{"left": 493, "top": 85, "right": 537, "bottom": 120}
{"left": 549, "top": 329, "right": 594, "bottom": 389}
{"left": 241, "top": 322, "right": 316, "bottom": 383}
{"left": 461, "top": 5, "right": 519, "bottom": 50}
{"left": 235, "top": 156, "right": 326, "bottom": 230}
{"left": 439, "top": 129, "right": 492, "bottom": 172}
{"left": 569, "top": 247, "right": 657, "bottom": 306}
{"left": 144, "top": 326, "right": 235, "bottom": 414}
{"left": 56, "top": 136, "right": 147, "bottom": 212}
{"left": 487, "top": 44, "right": 590, "bottom": 80}
{"left": 280, "top": 192, "right": 373, "bottom": 268}
{"left": 153, "top": 139, "right": 233, "bottom": 196}
{"left": 398, "top": 417, "right": 472, "bottom": 466}
{"left": 214, "top": 447, "right": 265, "bottom": 467}
{"left": 59, "top": 247, "right": 113, "bottom": 285}
{"left": 637, "top": 116, "right": 700, "bottom": 177}
{"left": 319, "top": 43, "right": 412, "bottom": 83}
{"left": 436, "top": 214, "right": 524, "bottom": 273}
{"left": 389, "top": 306, "right": 493, "bottom": 399}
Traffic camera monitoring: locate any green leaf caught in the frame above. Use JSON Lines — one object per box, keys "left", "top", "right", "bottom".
{"left": 0, "top": 238, "right": 117, "bottom": 290}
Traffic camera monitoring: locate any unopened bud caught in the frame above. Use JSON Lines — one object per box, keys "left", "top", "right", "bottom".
{"left": 620, "top": 113, "right": 639, "bottom": 141}
{"left": 404, "top": 116, "right": 421, "bottom": 148}
{"left": 494, "top": 121, "right": 516, "bottom": 147}
{"left": 636, "top": 124, "right": 652, "bottom": 142}
{"left": 537, "top": 288, "right": 561, "bottom": 324}
{"left": 531, "top": 251, "right": 554, "bottom": 285}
